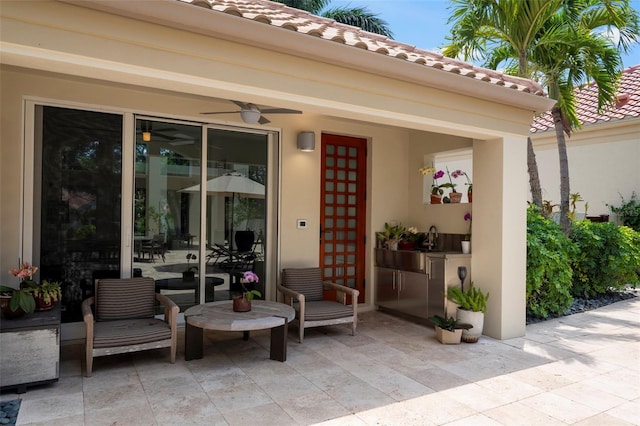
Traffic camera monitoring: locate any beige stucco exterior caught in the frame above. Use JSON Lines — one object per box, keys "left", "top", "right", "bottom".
{"left": 531, "top": 119, "right": 640, "bottom": 218}
{"left": 0, "top": 0, "right": 554, "bottom": 339}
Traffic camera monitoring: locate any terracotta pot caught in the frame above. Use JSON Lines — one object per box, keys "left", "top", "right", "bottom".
{"left": 233, "top": 295, "right": 251, "bottom": 312}
{"left": 397, "top": 241, "right": 415, "bottom": 251}
{"left": 35, "top": 294, "right": 55, "bottom": 311}
{"left": 450, "top": 192, "right": 463, "bottom": 203}
{"left": 1, "top": 304, "right": 27, "bottom": 319}
{"left": 467, "top": 188, "right": 472, "bottom": 203}
{"left": 430, "top": 194, "right": 442, "bottom": 204}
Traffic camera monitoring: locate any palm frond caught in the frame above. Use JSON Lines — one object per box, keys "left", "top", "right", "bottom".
{"left": 323, "top": 7, "right": 393, "bottom": 38}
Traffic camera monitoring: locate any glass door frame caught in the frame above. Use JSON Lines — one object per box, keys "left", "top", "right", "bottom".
{"left": 23, "top": 100, "right": 280, "bottom": 323}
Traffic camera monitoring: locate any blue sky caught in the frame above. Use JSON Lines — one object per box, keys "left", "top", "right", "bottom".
{"left": 333, "top": 0, "right": 640, "bottom": 69}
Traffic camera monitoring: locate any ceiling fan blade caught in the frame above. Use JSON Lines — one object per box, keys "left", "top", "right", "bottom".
{"left": 258, "top": 116, "right": 271, "bottom": 124}
{"left": 259, "top": 108, "right": 302, "bottom": 114}
{"left": 200, "top": 110, "right": 242, "bottom": 115}
{"left": 231, "top": 100, "right": 250, "bottom": 109}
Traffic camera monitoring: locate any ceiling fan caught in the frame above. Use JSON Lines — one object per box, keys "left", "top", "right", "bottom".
{"left": 201, "top": 100, "right": 302, "bottom": 124}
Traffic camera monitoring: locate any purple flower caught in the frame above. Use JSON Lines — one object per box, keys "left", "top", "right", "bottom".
{"left": 434, "top": 170, "right": 445, "bottom": 179}
{"left": 464, "top": 213, "right": 472, "bottom": 221}
{"left": 243, "top": 271, "right": 259, "bottom": 283}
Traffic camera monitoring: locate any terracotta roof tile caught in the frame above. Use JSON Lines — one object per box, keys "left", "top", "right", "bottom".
{"left": 531, "top": 65, "right": 640, "bottom": 133}
{"left": 175, "top": 0, "right": 545, "bottom": 97}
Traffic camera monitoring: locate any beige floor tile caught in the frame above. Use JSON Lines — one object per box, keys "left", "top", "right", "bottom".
{"left": 207, "top": 382, "right": 273, "bottom": 414}
{"left": 551, "top": 381, "right": 627, "bottom": 412}
{"left": 445, "top": 413, "right": 503, "bottom": 425}
{"left": 278, "top": 390, "right": 352, "bottom": 425}
{"left": 222, "top": 402, "right": 296, "bottom": 426}
{"left": 520, "top": 392, "right": 601, "bottom": 424}
{"left": 356, "top": 400, "right": 438, "bottom": 426}
{"left": 509, "top": 366, "right": 576, "bottom": 391}
{"left": 16, "top": 393, "right": 84, "bottom": 425}
{"left": 83, "top": 382, "right": 148, "bottom": 413}
{"left": 483, "top": 401, "right": 566, "bottom": 426}
{"left": 399, "top": 392, "right": 477, "bottom": 425}
{"left": 440, "top": 383, "right": 514, "bottom": 411}
{"left": 573, "top": 412, "right": 636, "bottom": 425}
{"left": 7, "top": 299, "right": 640, "bottom": 426}
{"left": 83, "top": 401, "right": 156, "bottom": 426}
{"left": 323, "top": 379, "right": 396, "bottom": 413}
{"left": 605, "top": 400, "right": 640, "bottom": 424}
{"left": 407, "top": 366, "right": 468, "bottom": 392}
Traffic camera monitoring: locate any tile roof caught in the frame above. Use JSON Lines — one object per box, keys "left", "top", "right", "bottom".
{"left": 175, "top": 0, "right": 546, "bottom": 97}
{"left": 530, "top": 65, "right": 640, "bottom": 133}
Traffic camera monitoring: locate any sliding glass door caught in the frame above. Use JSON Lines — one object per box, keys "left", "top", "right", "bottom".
{"left": 35, "top": 106, "right": 123, "bottom": 323}
{"left": 34, "top": 107, "right": 273, "bottom": 323}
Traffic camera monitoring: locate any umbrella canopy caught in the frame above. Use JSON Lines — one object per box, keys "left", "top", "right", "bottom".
{"left": 179, "top": 172, "right": 265, "bottom": 250}
{"left": 179, "top": 172, "right": 265, "bottom": 197}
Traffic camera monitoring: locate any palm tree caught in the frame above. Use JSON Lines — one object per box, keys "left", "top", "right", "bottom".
{"left": 272, "top": 0, "right": 393, "bottom": 37}
{"left": 442, "top": 0, "right": 639, "bottom": 233}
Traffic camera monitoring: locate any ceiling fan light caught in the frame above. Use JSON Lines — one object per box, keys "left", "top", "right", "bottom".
{"left": 240, "top": 109, "right": 261, "bottom": 124}
{"left": 142, "top": 131, "right": 151, "bottom": 142}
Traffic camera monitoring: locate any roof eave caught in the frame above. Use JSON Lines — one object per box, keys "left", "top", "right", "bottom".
{"left": 59, "top": 0, "right": 556, "bottom": 113}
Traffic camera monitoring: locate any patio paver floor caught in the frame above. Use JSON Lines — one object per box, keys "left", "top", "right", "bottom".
{"left": 1, "top": 297, "right": 638, "bottom": 425}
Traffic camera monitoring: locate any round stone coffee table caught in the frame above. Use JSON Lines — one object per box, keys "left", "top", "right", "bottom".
{"left": 183, "top": 300, "right": 295, "bottom": 362}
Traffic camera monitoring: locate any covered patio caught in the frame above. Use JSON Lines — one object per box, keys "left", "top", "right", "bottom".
{"left": 2, "top": 298, "right": 639, "bottom": 425}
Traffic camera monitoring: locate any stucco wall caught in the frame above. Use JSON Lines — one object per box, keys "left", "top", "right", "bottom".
{"left": 532, "top": 123, "right": 640, "bottom": 218}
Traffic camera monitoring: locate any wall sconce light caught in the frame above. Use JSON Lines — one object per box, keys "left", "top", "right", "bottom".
{"left": 297, "top": 131, "right": 315, "bottom": 152}
{"left": 142, "top": 131, "right": 151, "bottom": 142}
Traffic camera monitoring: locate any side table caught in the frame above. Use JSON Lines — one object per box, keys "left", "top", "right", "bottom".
{"left": 0, "top": 305, "right": 61, "bottom": 393}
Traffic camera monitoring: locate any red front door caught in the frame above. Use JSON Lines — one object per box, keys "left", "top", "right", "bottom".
{"left": 320, "top": 133, "right": 366, "bottom": 303}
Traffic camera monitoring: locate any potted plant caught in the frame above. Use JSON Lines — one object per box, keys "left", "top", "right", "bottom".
{"left": 26, "top": 280, "right": 62, "bottom": 311}
{"left": 0, "top": 285, "right": 36, "bottom": 318}
{"left": 1, "top": 261, "right": 39, "bottom": 318}
{"left": 376, "top": 222, "right": 406, "bottom": 250}
{"left": 398, "top": 226, "right": 425, "bottom": 250}
{"left": 444, "top": 167, "right": 462, "bottom": 203}
{"left": 428, "top": 314, "right": 472, "bottom": 344}
{"left": 419, "top": 166, "right": 449, "bottom": 204}
{"left": 462, "top": 212, "right": 472, "bottom": 253}
{"left": 183, "top": 253, "right": 197, "bottom": 281}
{"left": 452, "top": 169, "right": 472, "bottom": 203}
{"left": 447, "top": 282, "right": 489, "bottom": 343}
{"left": 233, "top": 271, "right": 262, "bottom": 312}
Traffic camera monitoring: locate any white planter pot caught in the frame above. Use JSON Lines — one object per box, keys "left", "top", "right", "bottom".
{"left": 461, "top": 241, "right": 471, "bottom": 254}
{"left": 456, "top": 308, "right": 484, "bottom": 343}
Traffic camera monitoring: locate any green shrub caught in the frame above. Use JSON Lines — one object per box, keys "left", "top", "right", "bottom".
{"left": 608, "top": 192, "right": 640, "bottom": 232}
{"left": 570, "top": 221, "right": 640, "bottom": 298}
{"left": 526, "top": 206, "right": 575, "bottom": 318}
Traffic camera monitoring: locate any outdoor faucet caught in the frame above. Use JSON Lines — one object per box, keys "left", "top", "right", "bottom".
{"left": 428, "top": 225, "right": 438, "bottom": 251}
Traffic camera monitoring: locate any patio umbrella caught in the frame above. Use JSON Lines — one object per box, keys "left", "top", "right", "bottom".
{"left": 179, "top": 172, "right": 265, "bottom": 250}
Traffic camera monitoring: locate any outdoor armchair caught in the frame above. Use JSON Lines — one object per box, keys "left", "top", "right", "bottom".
{"left": 278, "top": 267, "right": 359, "bottom": 343}
{"left": 82, "top": 277, "right": 179, "bottom": 377}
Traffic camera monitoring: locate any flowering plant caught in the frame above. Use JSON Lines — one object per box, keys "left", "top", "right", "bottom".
{"left": 464, "top": 213, "right": 472, "bottom": 241}
{"left": 241, "top": 271, "right": 261, "bottom": 301}
{"left": 2, "top": 261, "right": 38, "bottom": 314}
{"left": 419, "top": 166, "right": 452, "bottom": 195}
{"left": 452, "top": 169, "right": 472, "bottom": 193}
{"left": 403, "top": 226, "right": 425, "bottom": 243}
{"left": 444, "top": 167, "right": 458, "bottom": 193}
{"left": 9, "top": 261, "right": 38, "bottom": 282}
